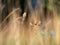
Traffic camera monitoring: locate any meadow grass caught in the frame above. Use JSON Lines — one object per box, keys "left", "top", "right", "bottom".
{"left": 0, "top": 6, "right": 60, "bottom": 45}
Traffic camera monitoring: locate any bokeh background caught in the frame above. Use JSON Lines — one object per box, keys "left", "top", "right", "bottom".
{"left": 0, "top": 0, "right": 60, "bottom": 45}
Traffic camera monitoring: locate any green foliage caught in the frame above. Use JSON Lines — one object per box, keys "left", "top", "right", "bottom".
{"left": 47, "top": 3, "right": 53, "bottom": 11}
